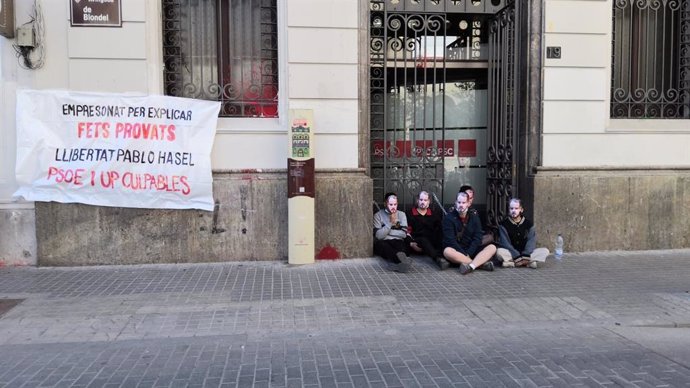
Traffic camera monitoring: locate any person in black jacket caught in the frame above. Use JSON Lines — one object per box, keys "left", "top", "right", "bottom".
{"left": 442, "top": 191, "right": 497, "bottom": 275}
{"left": 408, "top": 191, "right": 449, "bottom": 270}
{"left": 497, "top": 197, "right": 549, "bottom": 269}
{"left": 459, "top": 184, "right": 495, "bottom": 246}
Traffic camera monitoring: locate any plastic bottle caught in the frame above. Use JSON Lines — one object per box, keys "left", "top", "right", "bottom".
{"left": 554, "top": 234, "right": 564, "bottom": 260}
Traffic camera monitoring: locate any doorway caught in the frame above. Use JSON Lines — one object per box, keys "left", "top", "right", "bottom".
{"left": 369, "top": 0, "right": 512, "bottom": 226}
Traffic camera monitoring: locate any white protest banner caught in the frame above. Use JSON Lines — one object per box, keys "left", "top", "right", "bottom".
{"left": 14, "top": 90, "right": 221, "bottom": 211}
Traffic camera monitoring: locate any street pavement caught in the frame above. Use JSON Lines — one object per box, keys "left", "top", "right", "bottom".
{"left": 1, "top": 250, "right": 690, "bottom": 387}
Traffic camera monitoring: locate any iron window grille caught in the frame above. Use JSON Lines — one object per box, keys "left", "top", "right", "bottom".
{"left": 162, "top": 0, "right": 278, "bottom": 118}
{"left": 611, "top": 0, "right": 690, "bottom": 119}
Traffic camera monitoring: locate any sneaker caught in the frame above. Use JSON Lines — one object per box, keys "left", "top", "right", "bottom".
{"left": 391, "top": 261, "right": 410, "bottom": 273}
{"left": 528, "top": 261, "right": 538, "bottom": 269}
{"left": 396, "top": 252, "right": 410, "bottom": 264}
{"left": 435, "top": 257, "right": 450, "bottom": 271}
{"left": 515, "top": 258, "right": 530, "bottom": 267}
{"left": 459, "top": 263, "right": 473, "bottom": 275}
{"left": 480, "top": 261, "right": 494, "bottom": 271}
{"left": 392, "top": 252, "right": 411, "bottom": 273}
{"left": 529, "top": 248, "right": 549, "bottom": 263}
{"left": 502, "top": 260, "right": 515, "bottom": 268}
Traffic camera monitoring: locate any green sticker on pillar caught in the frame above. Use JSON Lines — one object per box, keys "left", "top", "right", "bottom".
{"left": 290, "top": 112, "right": 313, "bottom": 159}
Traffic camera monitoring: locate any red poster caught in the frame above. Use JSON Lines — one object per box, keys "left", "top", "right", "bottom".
{"left": 458, "top": 139, "right": 477, "bottom": 157}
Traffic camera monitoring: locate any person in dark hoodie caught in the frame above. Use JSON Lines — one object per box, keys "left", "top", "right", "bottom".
{"left": 442, "top": 191, "right": 497, "bottom": 275}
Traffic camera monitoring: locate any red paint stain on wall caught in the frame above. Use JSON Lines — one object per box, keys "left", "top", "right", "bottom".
{"left": 316, "top": 244, "right": 341, "bottom": 260}
{"left": 0, "top": 260, "right": 29, "bottom": 268}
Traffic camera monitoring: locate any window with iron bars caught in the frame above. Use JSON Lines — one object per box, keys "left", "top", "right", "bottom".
{"left": 611, "top": 0, "right": 690, "bottom": 119}
{"left": 162, "top": 0, "right": 278, "bottom": 118}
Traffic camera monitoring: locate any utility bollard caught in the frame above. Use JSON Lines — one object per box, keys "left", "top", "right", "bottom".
{"left": 287, "top": 109, "right": 315, "bottom": 264}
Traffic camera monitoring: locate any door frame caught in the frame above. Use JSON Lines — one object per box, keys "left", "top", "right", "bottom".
{"left": 362, "top": 0, "right": 543, "bottom": 219}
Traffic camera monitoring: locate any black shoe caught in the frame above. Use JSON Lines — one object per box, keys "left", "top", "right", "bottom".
{"left": 392, "top": 252, "right": 411, "bottom": 273}
{"left": 391, "top": 260, "right": 410, "bottom": 273}
{"left": 435, "top": 257, "right": 450, "bottom": 271}
{"left": 459, "top": 263, "right": 473, "bottom": 275}
{"left": 480, "top": 261, "right": 494, "bottom": 271}
{"left": 396, "top": 252, "right": 410, "bottom": 264}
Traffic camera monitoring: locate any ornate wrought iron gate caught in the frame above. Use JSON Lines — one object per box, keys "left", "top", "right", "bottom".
{"left": 486, "top": 0, "right": 520, "bottom": 228}
{"left": 369, "top": 0, "right": 504, "bottom": 211}
{"left": 369, "top": 5, "right": 447, "bottom": 210}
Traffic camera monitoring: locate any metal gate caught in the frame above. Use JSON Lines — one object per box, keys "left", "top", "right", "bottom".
{"left": 369, "top": 0, "right": 504, "bottom": 211}
{"left": 486, "top": 0, "right": 520, "bottom": 228}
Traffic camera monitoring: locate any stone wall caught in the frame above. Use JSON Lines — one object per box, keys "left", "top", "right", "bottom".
{"left": 36, "top": 170, "right": 372, "bottom": 266}
{"left": 0, "top": 208, "right": 36, "bottom": 266}
{"left": 533, "top": 168, "right": 690, "bottom": 252}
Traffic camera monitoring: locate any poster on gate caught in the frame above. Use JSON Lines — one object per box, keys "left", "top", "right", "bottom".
{"left": 13, "top": 89, "right": 221, "bottom": 211}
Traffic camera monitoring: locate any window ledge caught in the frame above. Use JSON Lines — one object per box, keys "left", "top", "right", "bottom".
{"left": 216, "top": 117, "right": 285, "bottom": 134}
{"left": 606, "top": 119, "right": 690, "bottom": 133}
{"left": 0, "top": 201, "right": 35, "bottom": 209}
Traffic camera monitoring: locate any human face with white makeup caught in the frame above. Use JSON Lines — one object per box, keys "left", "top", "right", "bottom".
{"left": 508, "top": 198, "right": 523, "bottom": 222}
{"left": 455, "top": 192, "right": 471, "bottom": 216}
{"left": 385, "top": 194, "right": 398, "bottom": 213}
{"left": 416, "top": 191, "right": 430, "bottom": 212}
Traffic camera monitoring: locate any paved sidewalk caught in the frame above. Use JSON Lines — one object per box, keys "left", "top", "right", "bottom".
{"left": 1, "top": 250, "right": 690, "bottom": 387}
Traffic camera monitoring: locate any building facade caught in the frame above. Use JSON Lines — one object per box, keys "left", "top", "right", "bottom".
{"left": 0, "top": 0, "right": 688, "bottom": 266}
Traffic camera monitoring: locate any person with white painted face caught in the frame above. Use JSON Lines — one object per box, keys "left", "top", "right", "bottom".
{"left": 408, "top": 191, "right": 449, "bottom": 270}
{"left": 373, "top": 192, "right": 413, "bottom": 273}
{"left": 497, "top": 197, "right": 549, "bottom": 269}
{"left": 459, "top": 184, "right": 495, "bottom": 246}
{"left": 442, "top": 191, "right": 497, "bottom": 275}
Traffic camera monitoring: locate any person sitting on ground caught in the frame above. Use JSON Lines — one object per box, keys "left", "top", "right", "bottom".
{"left": 497, "top": 197, "right": 549, "bottom": 269}
{"left": 442, "top": 191, "right": 497, "bottom": 275}
{"left": 373, "top": 192, "right": 413, "bottom": 273}
{"left": 408, "top": 190, "right": 450, "bottom": 270}
{"left": 459, "top": 184, "right": 495, "bottom": 245}
{"left": 458, "top": 184, "right": 478, "bottom": 216}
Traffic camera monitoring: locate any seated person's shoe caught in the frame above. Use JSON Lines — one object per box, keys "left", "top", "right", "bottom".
{"left": 528, "top": 261, "right": 538, "bottom": 269}
{"left": 435, "top": 257, "right": 450, "bottom": 270}
{"left": 480, "top": 261, "right": 494, "bottom": 271}
{"left": 515, "top": 258, "right": 530, "bottom": 267}
{"left": 391, "top": 261, "right": 410, "bottom": 273}
{"left": 459, "top": 263, "right": 473, "bottom": 275}
{"left": 391, "top": 252, "right": 411, "bottom": 273}
{"left": 502, "top": 259, "right": 515, "bottom": 268}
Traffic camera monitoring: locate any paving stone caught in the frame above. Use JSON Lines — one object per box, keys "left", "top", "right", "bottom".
{"left": 0, "top": 252, "right": 689, "bottom": 386}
